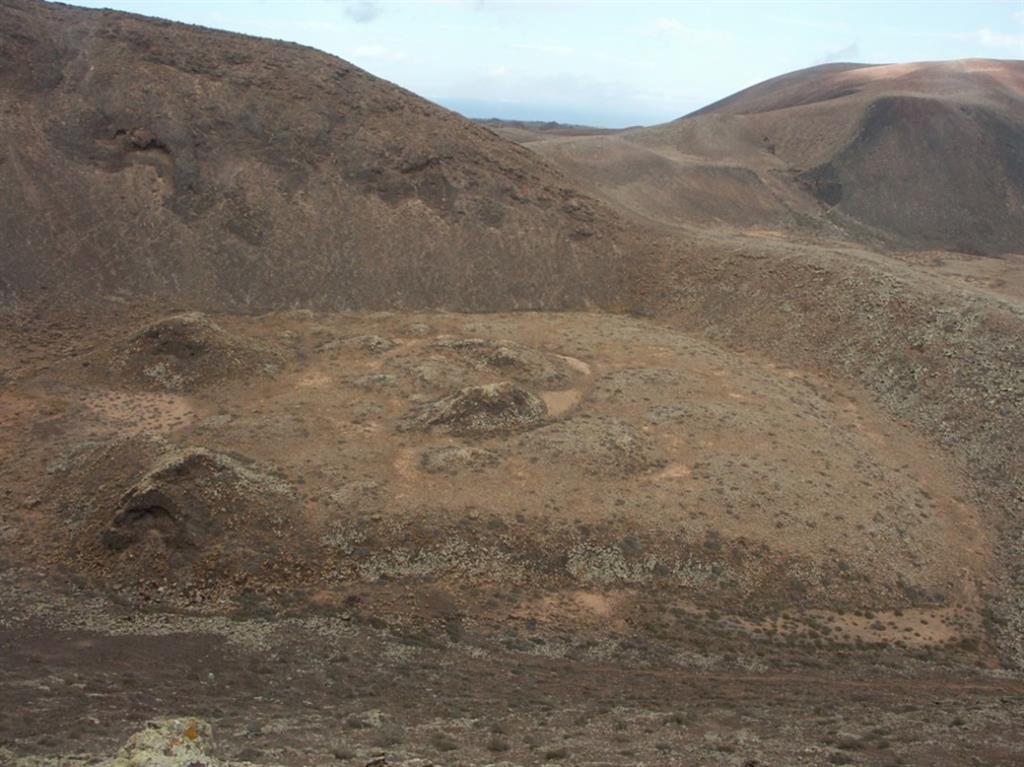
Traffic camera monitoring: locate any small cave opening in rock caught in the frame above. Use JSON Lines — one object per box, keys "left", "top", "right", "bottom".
{"left": 103, "top": 494, "right": 192, "bottom": 552}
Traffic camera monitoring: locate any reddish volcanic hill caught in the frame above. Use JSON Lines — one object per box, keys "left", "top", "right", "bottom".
{"left": 531, "top": 59, "right": 1024, "bottom": 255}
{"left": 0, "top": 0, "right": 633, "bottom": 311}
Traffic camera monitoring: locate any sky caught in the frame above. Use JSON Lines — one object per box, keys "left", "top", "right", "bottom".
{"left": 62, "top": 1, "right": 1024, "bottom": 128}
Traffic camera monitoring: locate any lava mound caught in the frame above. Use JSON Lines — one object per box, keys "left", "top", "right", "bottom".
{"left": 430, "top": 337, "right": 583, "bottom": 389}
{"left": 94, "top": 447, "right": 299, "bottom": 589}
{"left": 400, "top": 382, "right": 548, "bottom": 436}
{"left": 108, "top": 313, "right": 279, "bottom": 391}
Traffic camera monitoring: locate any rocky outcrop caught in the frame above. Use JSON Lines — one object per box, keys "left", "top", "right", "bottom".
{"left": 430, "top": 337, "right": 582, "bottom": 389}
{"left": 400, "top": 382, "right": 548, "bottom": 437}
{"left": 102, "top": 447, "right": 296, "bottom": 557}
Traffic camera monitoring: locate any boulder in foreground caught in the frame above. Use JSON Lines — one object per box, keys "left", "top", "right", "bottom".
{"left": 103, "top": 717, "right": 223, "bottom": 767}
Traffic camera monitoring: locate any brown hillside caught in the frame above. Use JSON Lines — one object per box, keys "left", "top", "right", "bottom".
{"left": 530, "top": 59, "right": 1024, "bottom": 255}
{"left": 0, "top": 0, "right": 633, "bottom": 311}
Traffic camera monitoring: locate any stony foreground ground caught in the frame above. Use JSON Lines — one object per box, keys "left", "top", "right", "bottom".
{"left": 1, "top": 588, "right": 1022, "bottom": 767}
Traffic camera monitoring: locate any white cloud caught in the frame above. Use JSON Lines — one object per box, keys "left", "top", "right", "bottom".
{"left": 654, "top": 18, "right": 687, "bottom": 35}
{"left": 343, "top": 1, "right": 382, "bottom": 24}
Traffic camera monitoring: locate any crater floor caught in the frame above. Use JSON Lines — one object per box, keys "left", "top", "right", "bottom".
{"left": 0, "top": 306, "right": 1019, "bottom": 766}
{"left": 0, "top": 309, "right": 994, "bottom": 651}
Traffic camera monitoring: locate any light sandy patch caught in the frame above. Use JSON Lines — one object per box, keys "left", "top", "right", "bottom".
{"left": 541, "top": 388, "right": 582, "bottom": 416}
{"left": 296, "top": 371, "right": 331, "bottom": 388}
{"left": 813, "top": 607, "right": 969, "bottom": 648}
{"left": 573, "top": 591, "right": 614, "bottom": 618}
{"left": 0, "top": 393, "right": 41, "bottom": 463}
{"left": 392, "top": 446, "right": 420, "bottom": 482}
{"left": 511, "top": 590, "right": 627, "bottom": 630}
{"left": 840, "top": 62, "right": 921, "bottom": 83}
{"left": 354, "top": 421, "right": 381, "bottom": 436}
{"left": 0, "top": 392, "right": 37, "bottom": 427}
{"left": 556, "top": 353, "right": 592, "bottom": 376}
{"left": 651, "top": 463, "right": 692, "bottom": 480}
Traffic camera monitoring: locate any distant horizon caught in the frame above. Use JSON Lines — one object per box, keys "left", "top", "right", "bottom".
{"left": 59, "top": 1, "right": 1024, "bottom": 129}
{"left": 451, "top": 57, "right": 1022, "bottom": 129}
{"left": 444, "top": 97, "right": 647, "bottom": 129}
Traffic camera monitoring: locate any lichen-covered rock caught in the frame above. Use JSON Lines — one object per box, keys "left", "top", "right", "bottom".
{"left": 103, "top": 717, "right": 221, "bottom": 767}
{"left": 419, "top": 445, "right": 501, "bottom": 474}
{"left": 400, "top": 382, "right": 547, "bottom": 436}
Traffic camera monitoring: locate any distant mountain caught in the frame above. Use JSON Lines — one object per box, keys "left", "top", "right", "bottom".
{"left": 531, "top": 60, "right": 1024, "bottom": 255}
{"left": 473, "top": 118, "right": 626, "bottom": 145}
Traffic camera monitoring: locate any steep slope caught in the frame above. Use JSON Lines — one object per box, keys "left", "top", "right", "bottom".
{"left": 0, "top": 0, "right": 633, "bottom": 311}
{"left": 530, "top": 59, "right": 1024, "bottom": 255}
{"left": 730, "top": 60, "right": 1024, "bottom": 255}
{"left": 686, "top": 62, "right": 875, "bottom": 118}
